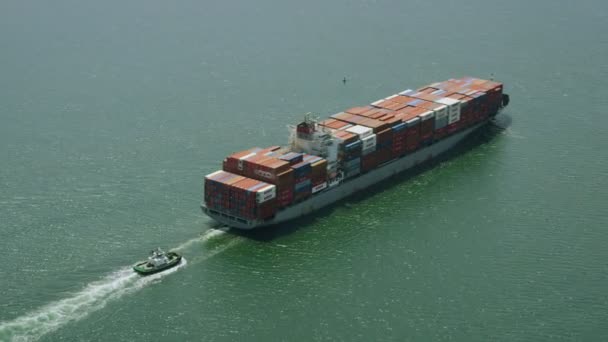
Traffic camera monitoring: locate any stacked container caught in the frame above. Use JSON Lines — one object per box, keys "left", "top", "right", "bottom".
{"left": 279, "top": 152, "right": 304, "bottom": 165}
{"left": 330, "top": 129, "right": 360, "bottom": 179}
{"left": 291, "top": 160, "right": 312, "bottom": 202}
{"left": 375, "top": 128, "right": 393, "bottom": 165}
{"left": 206, "top": 77, "right": 505, "bottom": 222}
{"left": 204, "top": 171, "right": 245, "bottom": 212}
{"left": 333, "top": 112, "right": 392, "bottom": 133}
{"left": 434, "top": 97, "right": 462, "bottom": 134}
{"left": 444, "top": 93, "right": 474, "bottom": 128}
{"left": 391, "top": 122, "right": 407, "bottom": 157}
{"left": 401, "top": 112, "right": 421, "bottom": 152}
{"left": 204, "top": 170, "right": 277, "bottom": 220}
{"left": 345, "top": 125, "right": 376, "bottom": 157}
{"left": 405, "top": 91, "right": 462, "bottom": 136}
{"left": 303, "top": 154, "right": 328, "bottom": 193}
{"left": 223, "top": 148, "right": 290, "bottom": 184}
{"left": 318, "top": 118, "right": 353, "bottom": 131}
{"left": 361, "top": 149, "right": 379, "bottom": 173}
{"left": 343, "top": 156, "right": 361, "bottom": 178}
{"left": 275, "top": 169, "right": 295, "bottom": 208}
{"left": 231, "top": 178, "right": 277, "bottom": 220}
{"left": 418, "top": 77, "right": 501, "bottom": 125}
{"left": 223, "top": 147, "right": 295, "bottom": 208}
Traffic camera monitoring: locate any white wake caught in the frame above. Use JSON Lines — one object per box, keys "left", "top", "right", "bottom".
{"left": 0, "top": 225, "right": 234, "bottom": 341}
{"left": 0, "top": 259, "right": 186, "bottom": 342}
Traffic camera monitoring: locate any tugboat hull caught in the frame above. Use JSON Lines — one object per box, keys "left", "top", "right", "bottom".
{"left": 133, "top": 252, "right": 182, "bottom": 275}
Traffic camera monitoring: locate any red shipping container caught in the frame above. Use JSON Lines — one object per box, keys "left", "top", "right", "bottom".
{"left": 376, "top": 128, "right": 393, "bottom": 146}
{"left": 434, "top": 127, "right": 448, "bottom": 140}
{"left": 258, "top": 198, "right": 277, "bottom": 219}
{"left": 376, "top": 146, "right": 393, "bottom": 165}
{"left": 447, "top": 121, "right": 461, "bottom": 134}
{"left": 361, "top": 150, "right": 379, "bottom": 173}
{"left": 405, "top": 130, "right": 420, "bottom": 152}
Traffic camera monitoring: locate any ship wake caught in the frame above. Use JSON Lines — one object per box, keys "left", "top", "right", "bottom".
{"left": 0, "top": 259, "right": 186, "bottom": 342}
{"left": 0, "top": 227, "right": 234, "bottom": 342}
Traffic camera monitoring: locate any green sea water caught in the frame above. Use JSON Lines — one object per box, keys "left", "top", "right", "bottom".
{"left": 1, "top": 0, "right": 607, "bottom": 341}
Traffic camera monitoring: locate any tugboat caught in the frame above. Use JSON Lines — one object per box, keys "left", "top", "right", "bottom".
{"left": 133, "top": 248, "right": 182, "bottom": 275}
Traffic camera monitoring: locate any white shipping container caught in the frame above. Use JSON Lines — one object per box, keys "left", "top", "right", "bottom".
{"left": 434, "top": 106, "right": 448, "bottom": 120}
{"left": 362, "top": 146, "right": 375, "bottom": 156}
{"left": 371, "top": 99, "right": 384, "bottom": 106}
{"left": 205, "top": 170, "right": 225, "bottom": 179}
{"left": 312, "top": 182, "right": 327, "bottom": 194}
{"left": 405, "top": 117, "right": 421, "bottom": 127}
{"left": 435, "top": 118, "right": 448, "bottom": 129}
{"left": 437, "top": 98, "right": 461, "bottom": 118}
{"left": 399, "top": 89, "right": 415, "bottom": 95}
{"left": 256, "top": 184, "right": 277, "bottom": 203}
{"left": 419, "top": 111, "right": 435, "bottom": 121}
{"left": 239, "top": 152, "right": 257, "bottom": 160}
{"left": 448, "top": 111, "right": 461, "bottom": 125}
{"left": 448, "top": 111, "right": 460, "bottom": 120}
{"left": 326, "top": 139, "right": 340, "bottom": 163}
{"left": 361, "top": 134, "right": 377, "bottom": 149}
{"left": 346, "top": 125, "right": 373, "bottom": 139}
{"left": 385, "top": 94, "right": 399, "bottom": 100}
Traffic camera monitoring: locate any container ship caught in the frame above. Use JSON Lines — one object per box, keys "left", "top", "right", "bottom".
{"left": 201, "top": 77, "right": 510, "bottom": 229}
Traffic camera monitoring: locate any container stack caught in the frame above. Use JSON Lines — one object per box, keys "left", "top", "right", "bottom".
{"left": 291, "top": 160, "right": 312, "bottom": 202}
{"left": 346, "top": 125, "right": 375, "bottom": 156}
{"left": 397, "top": 91, "right": 460, "bottom": 137}
{"left": 329, "top": 129, "right": 361, "bottom": 179}
{"left": 391, "top": 122, "right": 407, "bottom": 157}
{"left": 303, "top": 154, "right": 328, "bottom": 193}
{"left": 278, "top": 152, "right": 304, "bottom": 165}
{"left": 204, "top": 77, "right": 505, "bottom": 223}
{"left": 204, "top": 170, "right": 277, "bottom": 220}
{"left": 318, "top": 118, "right": 353, "bottom": 131}
{"left": 444, "top": 93, "right": 474, "bottom": 128}
{"left": 274, "top": 169, "right": 295, "bottom": 208}
{"left": 400, "top": 111, "right": 421, "bottom": 152}
{"left": 375, "top": 127, "right": 393, "bottom": 165}
{"left": 223, "top": 147, "right": 295, "bottom": 208}
{"left": 204, "top": 171, "right": 245, "bottom": 212}
{"left": 231, "top": 178, "right": 277, "bottom": 219}
{"left": 417, "top": 77, "right": 503, "bottom": 126}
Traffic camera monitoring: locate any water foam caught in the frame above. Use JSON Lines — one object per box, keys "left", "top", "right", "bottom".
{"left": 0, "top": 259, "right": 184, "bottom": 342}
{"left": 173, "top": 227, "right": 229, "bottom": 252}
{"left": 0, "top": 228, "right": 234, "bottom": 341}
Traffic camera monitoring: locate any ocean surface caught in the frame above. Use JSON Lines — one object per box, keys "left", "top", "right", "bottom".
{"left": 1, "top": 0, "right": 607, "bottom": 341}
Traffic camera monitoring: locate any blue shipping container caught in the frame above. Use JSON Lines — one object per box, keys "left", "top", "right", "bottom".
{"left": 344, "top": 140, "right": 362, "bottom": 151}
{"left": 392, "top": 122, "right": 406, "bottom": 132}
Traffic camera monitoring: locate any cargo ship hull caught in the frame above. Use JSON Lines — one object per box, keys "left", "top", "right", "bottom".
{"left": 201, "top": 120, "right": 489, "bottom": 230}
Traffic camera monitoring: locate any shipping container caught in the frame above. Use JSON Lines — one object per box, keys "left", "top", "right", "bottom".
{"left": 279, "top": 152, "right": 304, "bottom": 165}
{"left": 332, "top": 130, "right": 358, "bottom": 145}
{"left": 346, "top": 125, "right": 373, "bottom": 139}
{"left": 204, "top": 77, "right": 508, "bottom": 227}
{"left": 291, "top": 161, "right": 312, "bottom": 180}
{"left": 311, "top": 181, "right": 327, "bottom": 194}
{"left": 361, "top": 150, "right": 379, "bottom": 173}
{"left": 391, "top": 122, "right": 407, "bottom": 157}
{"left": 319, "top": 118, "right": 353, "bottom": 131}
{"left": 376, "top": 128, "right": 393, "bottom": 149}
{"left": 334, "top": 113, "right": 391, "bottom": 133}
{"left": 400, "top": 112, "right": 421, "bottom": 152}
{"left": 361, "top": 134, "right": 377, "bottom": 150}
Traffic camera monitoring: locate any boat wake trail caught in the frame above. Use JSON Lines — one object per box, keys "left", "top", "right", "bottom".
{"left": 0, "top": 229, "right": 234, "bottom": 341}
{"left": 0, "top": 258, "right": 187, "bottom": 342}
{"left": 173, "top": 227, "right": 229, "bottom": 252}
